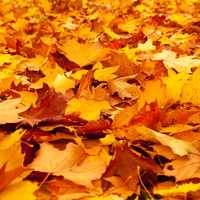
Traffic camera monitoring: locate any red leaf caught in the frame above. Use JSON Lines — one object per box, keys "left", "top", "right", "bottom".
{"left": 20, "top": 88, "right": 67, "bottom": 125}
{"left": 132, "top": 102, "right": 161, "bottom": 129}
{"left": 104, "top": 144, "right": 161, "bottom": 190}
{"left": 0, "top": 164, "right": 25, "bottom": 191}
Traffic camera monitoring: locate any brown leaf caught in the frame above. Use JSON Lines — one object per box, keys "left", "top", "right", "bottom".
{"left": 104, "top": 144, "right": 161, "bottom": 191}
{"left": 0, "top": 164, "right": 25, "bottom": 191}
{"left": 20, "top": 88, "right": 67, "bottom": 125}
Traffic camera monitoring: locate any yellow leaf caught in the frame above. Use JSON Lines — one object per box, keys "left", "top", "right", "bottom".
{"left": 94, "top": 62, "right": 118, "bottom": 82}
{"left": 121, "top": 46, "right": 138, "bottom": 62}
{"left": 36, "top": 0, "right": 51, "bottom": 12}
{"left": 0, "top": 129, "right": 25, "bottom": 150}
{"left": 181, "top": 68, "right": 200, "bottom": 105}
{"left": 169, "top": 13, "right": 193, "bottom": 26}
{"left": 138, "top": 80, "right": 168, "bottom": 109}
{"left": 137, "top": 39, "right": 155, "bottom": 52}
{"left": 0, "top": 143, "right": 24, "bottom": 171}
{"left": 31, "top": 65, "right": 64, "bottom": 89}
{"left": 155, "top": 183, "right": 200, "bottom": 195}
{"left": 118, "top": 18, "right": 139, "bottom": 33}
{"left": 100, "top": 134, "right": 116, "bottom": 145}
{"left": 162, "top": 69, "right": 190, "bottom": 101}
{"left": 65, "top": 98, "right": 111, "bottom": 121}
{"left": 103, "top": 27, "right": 121, "bottom": 40}
{"left": 71, "top": 70, "right": 88, "bottom": 80}
{"left": 86, "top": 195, "right": 124, "bottom": 200}
{"left": 40, "top": 36, "right": 56, "bottom": 45}
{"left": 0, "top": 54, "right": 13, "bottom": 65}
{"left": 160, "top": 124, "right": 194, "bottom": 134}
{"left": 19, "top": 91, "right": 38, "bottom": 109}
{"left": 58, "top": 40, "right": 107, "bottom": 67}
{"left": 53, "top": 74, "right": 75, "bottom": 94}
{"left": 0, "top": 181, "right": 38, "bottom": 200}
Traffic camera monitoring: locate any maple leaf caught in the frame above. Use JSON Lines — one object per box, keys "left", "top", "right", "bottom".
{"left": 109, "top": 75, "right": 141, "bottom": 99}
{"left": 154, "top": 182, "right": 200, "bottom": 196}
{"left": 134, "top": 126, "right": 199, "bottom": 156}
{"left": 137, "top": 39, "right": 156, "bottom": 52}
{"left": 65, "top": 98, "right": 111, "bottom": 121}
{"left": 47, "top": 179, "right": 91, "bottom": 200}
{"left": 153, "top": 50, "right": 200, "bottom": 73}
{"left": 0, "top": 180, "right": 38, "bottom": 200}
{"left": 20, "top": 88, "right": 67, "bottom": 125}
{"left": 52, "top": 73, "right": 75, "bottom": 94}
{"left": 138, "top": 80, "right": 168, "bottom": 109}
{"left": 0, "top": 129, "right": 25, "bottom": 150}
{"left": 164, "top": 154, "right": 200, "bottom": 181}
{"left": 101, "top": 51, "right": 139, "bottom": 76}
{"left": 104, "top": 144, "right": 160, "bottom": 191}
{"left": 104, "top": 176, "right": 134, "bottom": 199}
{"left": 0, "top": 98, "right": 27, "bottom": 124}
{"left": 30, "top": 143, "right": 110, "bottom": 187}
{"left": 58, "top": 40, "right": 107, "bottom": 67}
{"left": 93, "top": 62, "right": 119, "bottom": 82}
{"left": 181, "top": 68, "right": 200, "bottom": 105}
{"left": 112, "top": 104, "right": 138, "bottom": 128}
{"left": 118, "top": 18, "right": 139, "bottom": 34}
{"left": 86, "top": 195, "right": 124, "bottom": 200}
{"left": 162, "top": 69, "right": 190, "bottom": 101}
{"left": 0, "top": 164, "right": 25, "bottom": 192}
{"left": 0, "top": 142, "right": 25, "bottom": 171}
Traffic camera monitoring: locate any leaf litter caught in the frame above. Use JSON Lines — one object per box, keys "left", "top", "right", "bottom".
{"left": 0, "top": 0, "right": 200, "bottom": 199}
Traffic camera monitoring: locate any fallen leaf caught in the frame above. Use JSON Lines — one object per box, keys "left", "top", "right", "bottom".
{"left": 58, "top": 40, "right": 107, "bottom": 67}
{"left": 155, "top": 182, "right": 200, "bottom": 196}
{"left": 153, "top": 50, "right": 200, "bottom": 73}
{"left": 162, "top": 69, "right": 190, "bottom": 101}
{"left": 109, "top": 75, "right": 141, "bottom": 99}
{"left": 0, "top": 98, "right": 26, "bottom": 124}
{"left": 164, "top": 154, "right": 200, "bottom": 181}
{"left": 134, "top": 126, "right": 199, "bottom": 156}
{"left": 65, "top": 98, "right": 111, "bottom": 121}
{"left": 0, "top": 164, "right": 25, "bottom": 191}
{"left": 181, "top": 68, "right": 200, "bottom": 105}
{"left": 0, "top": 143, "right": 25, "bottom": 171}
{"left": 138, "top": 80, "right": 169, "bottom": 109}
{"left": 0, "top": 181, "right": 38, "bottom": 200}
{"left": 0, "top": 128, "right": 25, "bottom": 150}
{"left": 30, "top": 143, "right": 110, "bottom": 187}
{"left": 86, "top": 195, "right": 124, "bottom": 200}
{"left": 93, "top": 62, "right": 119, "bottom": 82}
{"left": 20, "top": 88, "right": 67, "bottom": 125}
{"left": 112, "top": 104, "right": 138, "bottom": 128}
{"left": 52, "top": 73, "right": 75, "bottom": 94}
{"left": 105, "top": 144, "right": 160, "bottom": 191}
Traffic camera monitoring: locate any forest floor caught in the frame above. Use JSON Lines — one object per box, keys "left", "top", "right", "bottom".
{"left": 0, "top": 0, "right": 200, "bottom": 199}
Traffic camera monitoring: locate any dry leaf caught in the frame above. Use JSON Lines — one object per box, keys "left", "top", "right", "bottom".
{"left": 109, "top": 75, "right": 141, "bottom": 99}
{"left": 65, "top": 98, "right": 111, "bottom": 121}
{"left": 58, "top": 40, "right": 107, "bottom": 67}
{"left": 0, "top": 98, "right": 26, "bottom": 124}
{"left": 0, "top": 181, "right": 38, "bottom": 200}
{"left": 134, "top": 126, "right": 199, "bottom": 156}
{"left": 30, "top": 143, "right": 110, "bottom": 187}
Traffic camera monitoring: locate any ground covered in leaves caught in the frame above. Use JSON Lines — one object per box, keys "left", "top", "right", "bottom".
{"left": 0, "top": 0, "right": 200, "bottom": 199}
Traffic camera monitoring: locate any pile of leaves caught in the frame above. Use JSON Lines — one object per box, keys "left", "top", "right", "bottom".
{"left": 0, "top": 0, "right": 200, "bottom": 199}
